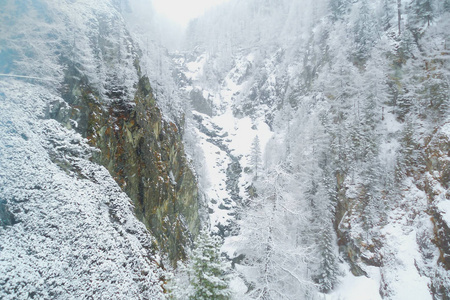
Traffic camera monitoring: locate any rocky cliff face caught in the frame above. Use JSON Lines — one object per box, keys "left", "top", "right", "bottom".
{"left": 90, "top": 76, "right": 199, "bottom": 263}
{"left": 424, "top": 123, "right": 450, "bottom": 298}
{"left": 28, "top": 0, "right": 201, "bottom": 263}
{"left": 0, "top": 1, "right": 201, "bottom": 298}
{"left": 0, "top": 79, "right": 168, "bottom": 299}
{"left": 49, "top": 67, "right": 199, "bottom": 263}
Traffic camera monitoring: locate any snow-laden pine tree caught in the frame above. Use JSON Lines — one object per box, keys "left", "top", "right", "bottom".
{"left": 409, "top": 0, "right": 434, "bottom": 28}
{"left": 329, "top": 0, "right": 351, "bottom": 21}
{"left": 250, "top": 135, "right": 263, "bottom": 180}
{"left": 352, "top": 0, "right": 377, "bottom": 64}
{"left": 169, "top": 229, "right": 231, "bottom": 300}
{"left": 310, "top": 182, "right": 340, "bottom": 293}
{"left": 187, "top": 230, "right": 232, "bottom": 300}
{"left": 444, "top": 0, "right": 450, "bottom": 12}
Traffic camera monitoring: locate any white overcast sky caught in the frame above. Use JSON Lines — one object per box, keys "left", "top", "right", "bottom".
{"left": 151, "top": 0, "right": 230, "bottom": 27}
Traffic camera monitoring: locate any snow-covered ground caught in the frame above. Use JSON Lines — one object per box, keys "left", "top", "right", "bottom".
{"left": 0, "top": 80, "right": 166, "bottom": 299}
{"left": 191, "top": 102, "right": 272, "bottom": 235}
{"left": 176, "top": 52, "right": 276, "bottom": 298}
{"left": 323, "top": 266, "right": 382, "bottom": 300}
{"left": 178, "top": 52, "right": 273, "bottom": 237}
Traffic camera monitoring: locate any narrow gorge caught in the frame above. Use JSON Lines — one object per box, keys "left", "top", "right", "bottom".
{"left": 1, "top": 0, "right": 450, "bottom": 299}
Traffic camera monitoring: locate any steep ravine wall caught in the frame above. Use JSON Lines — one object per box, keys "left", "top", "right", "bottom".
{"left": 49, "top": 65, "right": 199, "bottom": 264}
{"left": 332, "top": 122, "right": 450, "bottom": 298}
{"left": 424, "top": 124, "right": 450, "bottom": 299}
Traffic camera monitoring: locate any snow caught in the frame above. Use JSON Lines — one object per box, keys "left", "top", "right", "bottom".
{"left": 378, "top": 178, "right": 433, "bottom": 300}
{"left": 196, "top": 126, "right": 233, "bottom": 227}
{"left": 184, "top": 50, "right": 274, "bottom": 236}
{"left": 229, "top": 276, "right": 249, "bottom": 299}
{"left": 381, "top": 225, "right": 432, "bottom": 300}
{"left": 214, "top": 111, "right": 273, "bottom": 159}
{"left": 0, "top": 73, "right": 165, "bottom": 299}
{"left": 194, "top": 109, "right": 273, "bottom": 232}
{"left": 327, "top": 178, "right": 433, "bottom": 300}
{"left": 440, "top": 122, "right": 450, "bottom": 138}
{"left": 185, "top": 54, "right": 207, "bottom": 80}
{"left": 324, "top": 267, "right": 382, "bottom": 300}
{"left": 221, "top": 234, "right": 244, "bottom": 258}
{"left": 379, "top": 139, "right": 400, "bottom": 171}
{"left": 0, "top": 0, "right": 139, "bottom": 102}
{"left": 438, "top": 201, "right": 450, "bottom": 226}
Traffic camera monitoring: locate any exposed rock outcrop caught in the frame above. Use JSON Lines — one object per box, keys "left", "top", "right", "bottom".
{"left": 50, "top": 64, "right": 199, "bottom": 264}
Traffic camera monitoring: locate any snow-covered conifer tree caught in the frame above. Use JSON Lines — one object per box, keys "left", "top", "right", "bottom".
{"left": 308, "top": 169, "right": 341, "bottom": 293}
{"left": 353, "top": 0, "right": 377, "bottom": 63}
{"left": 409, "top": 0, "right": 434, "bottom": 27}
{"left": 444, "top": 0, "right": 450, "bottom": 12}
{"left": 169, "top": 229, "right": 231, "bottom": 300}
{"left": 250, "top": 135, "right": 263, "bottom": 180}
{"left": 329, "top": 0, "right": 350, "bottom": 21}
{"left": 187, "top": 230, "right": 232, "bottom": 300}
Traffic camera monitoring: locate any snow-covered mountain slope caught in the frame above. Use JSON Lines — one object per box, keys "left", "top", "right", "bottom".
{"left": 175, "top": 53, "right": 273, "bottom": 237}
{"left": 173, "top": 54, "right": 275, "bottom": 298}
{"left": 190, "top": 110, "right": 272, "bottom": 235}
{"left": 0, "top": 80, "right": 165, "bottom": 299}
{"left": 2, "top": 0, "right": 450, "bottom": 299}
{"left": 0, "top": 0, "right": 199, "bottom": 298}
{"left": 177, "top": 0, "right": 450, "bottom": 299}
